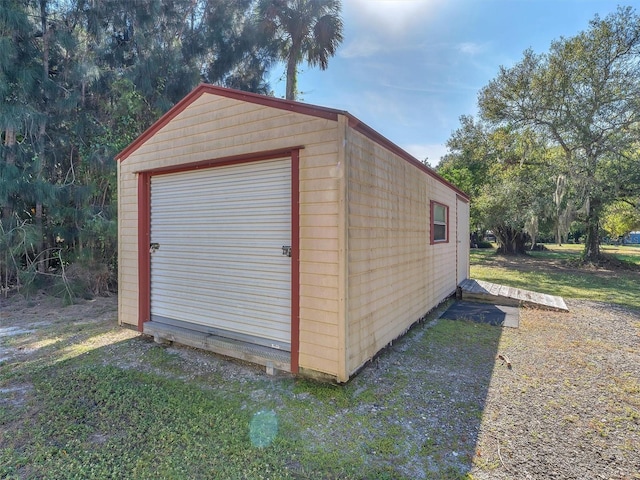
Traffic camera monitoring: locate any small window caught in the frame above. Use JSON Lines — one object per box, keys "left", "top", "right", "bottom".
{"left": 431, "top": 201, "right": 448, "bottom": 244}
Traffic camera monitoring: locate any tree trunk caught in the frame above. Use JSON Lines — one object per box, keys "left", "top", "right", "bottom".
{"left": 495, "top": 225, "right": 528, "bottom": 254}
{"left": 36, "top": 121, "right": 46, "bottom": 274}
{"left": 2, "top": 128, "right": 16, "bottom": 221}
{"left": 583, "top": 199, "right": 601, "bottom": 261}
{"left": 1, "top": 129, "right": 17, "bottom": 291}
{"left": 285, "top": 42, "right": 300, "bottom": 101}
{"left": 37, "top": 0, "right": 49, "bottom": 274}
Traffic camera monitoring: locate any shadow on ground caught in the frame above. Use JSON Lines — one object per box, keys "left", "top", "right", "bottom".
{"left": 441, "top": 300, "right": 520, "bottom": 327}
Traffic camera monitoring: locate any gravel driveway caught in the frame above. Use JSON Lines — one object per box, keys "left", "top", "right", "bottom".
{"left": 468, "top": 300, "right": 640, "bottom": 479}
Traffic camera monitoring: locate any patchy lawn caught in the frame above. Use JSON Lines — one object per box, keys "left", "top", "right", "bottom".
{"left": 470, "top": 244, "right": 640, "bottom": 309}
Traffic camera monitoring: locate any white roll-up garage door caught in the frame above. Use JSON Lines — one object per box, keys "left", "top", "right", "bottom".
{"left": 149, "top": 158, "right": 292, "bottom": 351}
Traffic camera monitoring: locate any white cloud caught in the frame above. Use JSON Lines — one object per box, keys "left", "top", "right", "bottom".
{"left": 348, "top": 0, "right": 441, "bottom": 35}
{"left": 340, "top": 36, "right": 387, "bottom": 59}
{"left": 403, "top": 143, "right": 449, "bottom": 167}
{"left": 457, "top": 42, "right": 488, "bottom": 55}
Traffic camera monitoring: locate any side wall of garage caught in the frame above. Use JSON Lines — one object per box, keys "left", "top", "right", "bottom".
{"left": 344, "top": 126, "right": 462, "bottom": 376}
{"left": 117, "top": 90, "right": 346, "bottom": 379}
{"left": 456, "top": 196, "right": 471, "bottom": 285}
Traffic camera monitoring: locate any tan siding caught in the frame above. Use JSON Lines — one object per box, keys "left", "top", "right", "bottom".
{"left": 299, "top": 249, "right": 338, "bottom": 264}
{"left": 299, "top": 295, "right": 338, "bottom": 313}
{"left": 299, "top": 330, "right": 338, "bottom": 349}
{"left": 300, "top": 284, "right": 339, "bottom": 302}
{"left": 117, "top": 161, "right": 139, "bottom": 328}
{"left": 299, "top": 353, "right": 338, "bottom": 376}
{"left": 122, "top": 95, "right": 329, "bottom": 167}
{"left": 300, "top": 261, "right": 339, "bottom": 276}
{"left": 345, "top": 128, "right": 460, "bottom": 376}
{"left": 299, "top": 190, "right": 339, "bottom": 203}
{"left": 118, "top": 88, "right": 466, "bottom": 381}
{"left": 298, "top": 341, "right": 339, "bottom": 363}
{"left": 299, "top": 311, "right": 341, "bottom": 333}
{"left": 300, "top": 272, "right": 338, "bottom": 289}
{"left": 118, "top": 91, "right": 342, "bottom": 378}
{"left": 299, "top": 214, "right": 339, "bottom": 228}
{"left": 118, "top": 218, "right": 137, "bottom": 230}
{"left": 300, "top": 237, "right": 339, "bottom": 252}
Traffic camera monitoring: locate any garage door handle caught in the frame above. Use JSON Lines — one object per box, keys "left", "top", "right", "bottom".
{"left": 282, "top": 246, "right": 292, "bottom": 257}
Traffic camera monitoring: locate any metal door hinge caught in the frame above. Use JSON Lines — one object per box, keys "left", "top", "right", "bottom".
{"left": 150, "top": 243, "right": 160, "bottom": 253}
{"left": 282, "top": 245, "right": 292, "bottom": 257}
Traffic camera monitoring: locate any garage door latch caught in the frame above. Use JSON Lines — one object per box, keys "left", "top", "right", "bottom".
{"left": 281, "top": 245, "right": 292, "bottom": 257}
{"left": 150, "top": 243, "right": 160, "bottom": 253}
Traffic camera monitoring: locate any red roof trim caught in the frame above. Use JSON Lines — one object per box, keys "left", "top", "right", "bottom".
{"left": 347, "top": 117, "right": 469, "bottom": 200}
{"left": 116, "top": 83, "right": 341, "bottom": 162}
{"left": 456, "top": 193, "right": 469, "bottom": 204}
{"left": 116, "top": 83, "right": 469, "bottom": 201}
{"left": 117, "top": 86, "right": 206, "bottom": 162}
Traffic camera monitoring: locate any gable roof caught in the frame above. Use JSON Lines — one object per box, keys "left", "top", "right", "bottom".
{"left": 116, "top": 83, "right": 468, "bottom": 200}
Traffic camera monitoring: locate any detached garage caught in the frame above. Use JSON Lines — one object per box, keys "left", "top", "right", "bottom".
{"left": 117, "top": 84, "right": 469, "bottom": 383}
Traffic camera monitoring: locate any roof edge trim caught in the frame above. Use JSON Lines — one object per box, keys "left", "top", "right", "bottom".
{"left": 115, "top": 83, "right": 469, "bottom": 201}
{"left": 116, "top": 84, "right": 342, "bottom": 162}
{"left": 346, "top": 116, "right": 469, "bottom": 200}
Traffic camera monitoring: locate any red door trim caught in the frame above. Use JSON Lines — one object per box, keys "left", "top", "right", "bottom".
{"left": 133, "top": 146, "right": 304, "bottom": 176}
{"left": 137, "top": 148, "right": 302, "bottom": 373}
{"left": 290, "top": 149, "right": 301, "bottom": 374}
{"left": 137, "top": 172, "right": 151, "bottom": 332}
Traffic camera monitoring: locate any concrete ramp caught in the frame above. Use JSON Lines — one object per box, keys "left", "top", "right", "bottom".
{"left": 459, "top": 279, "right": 569, "bottom": 312}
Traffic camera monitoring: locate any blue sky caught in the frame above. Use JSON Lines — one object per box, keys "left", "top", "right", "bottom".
{"left": 267, "top": 0, "right": 625, "bottom": 166}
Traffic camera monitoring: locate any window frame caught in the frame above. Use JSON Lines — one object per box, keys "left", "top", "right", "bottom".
{"left": 430, "top": 201, "right": 449, "bottom": 244}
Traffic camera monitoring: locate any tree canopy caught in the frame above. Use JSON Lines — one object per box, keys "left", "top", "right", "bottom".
{"left": 0, "top": 0, "right": 313, "bottom": 298}
{"left": 258, "top": 0, "right": 343, "bottom": 100}
{"left": 440, "top": 6, "right": 640, "bottom": 260}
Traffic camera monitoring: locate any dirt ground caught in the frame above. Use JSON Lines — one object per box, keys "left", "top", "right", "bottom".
{"left": 1, "top": 287, "right": 639, "bottom": 478}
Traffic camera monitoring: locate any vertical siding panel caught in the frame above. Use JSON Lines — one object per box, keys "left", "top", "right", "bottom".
{"left": 297, "top": 142, "right": 341, "bottom": 377}
{"left": 336, "top": 115, "right": 349, "bottom": 382}
{"left": 117, "top": 160, "right": 139, "bottom": 328}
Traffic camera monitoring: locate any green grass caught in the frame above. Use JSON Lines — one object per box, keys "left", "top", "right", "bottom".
{"left": 0, "top": 315, "right": 496, "bottom": 480}
{"left": 1, "top": 364, "right": 300, "bottom": 480}
{"left": 2, "top": 244, "right": 638, "bottom": 478}
{"left": 529, "top": 243, "right": 640, "bottom": 265}
{"left": 470, "top": 244, "right": 640, "bottom": 310}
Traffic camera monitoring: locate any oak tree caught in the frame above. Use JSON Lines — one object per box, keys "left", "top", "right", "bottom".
{"left": 479, "top": 7, "right": 640, "bottom": 261}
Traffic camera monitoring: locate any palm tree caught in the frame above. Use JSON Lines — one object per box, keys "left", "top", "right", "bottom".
{"left": 258, "top": 0, "right": 344, "bottom": 100}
